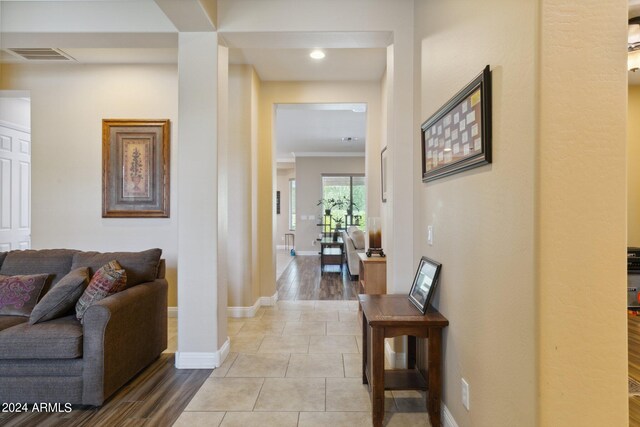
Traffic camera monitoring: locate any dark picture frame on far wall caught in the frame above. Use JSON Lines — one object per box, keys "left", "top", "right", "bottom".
{"left": 408, "top": 256, "right": 442, "bottom": 314}
{"left": 381, "top": 146, "right": 388, "bottom": 203}
{"left": 421, "top": 65, "right": 492, "bottom": 182}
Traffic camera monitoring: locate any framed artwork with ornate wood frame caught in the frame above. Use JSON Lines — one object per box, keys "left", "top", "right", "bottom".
{"left": 102, "top": 119, "right": 170, "bottom": 218}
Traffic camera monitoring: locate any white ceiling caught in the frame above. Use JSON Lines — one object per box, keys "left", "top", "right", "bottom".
{"left": 275, "top": 103, "right": 367, "bottom": 162}
{"left": 229, "top": 48, "right": 386, "bottom": 81}
{"left": 0, "top": 48, "right": 178, "bottom": 64}
{"left": 1, "top": 2, "right": 384, "bottom": 150}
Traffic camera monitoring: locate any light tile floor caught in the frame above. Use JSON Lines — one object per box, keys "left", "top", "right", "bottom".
{"left": 173, "top": 300, "right": 431, "bottom": 427}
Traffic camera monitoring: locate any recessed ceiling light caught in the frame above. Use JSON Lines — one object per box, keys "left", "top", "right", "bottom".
{"left": 310, "top": 50, "right": 325, "bottom": 59}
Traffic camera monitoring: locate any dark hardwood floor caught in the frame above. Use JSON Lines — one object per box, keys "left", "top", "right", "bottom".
{"left": 277, "top": 255, "right": 359, "bottom": 300}
{"left": 0, "top": 354, "right": 211, "bottom": 427}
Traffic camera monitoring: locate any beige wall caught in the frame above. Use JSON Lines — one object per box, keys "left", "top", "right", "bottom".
{"left": 0, "top": 63, "right": 179, "bottom": 307}
{"left": 0, "top": 96, "right": 30, "bottom": 129}
{"left": 227, "top": 64, "right": 255, "bottom": 307}
{"left": 295, "top": 156, "right": 365, "bottom": 253}
{"left": 630, "top": 86, "right": 640, "bottom": 245}
{"left": 416, "top": 0, "right": 628, "bottom": 425}
{"left": 415, "top": 1, "right": 536, "bottom": 425}
{"left": 538, "top": 1, "right": 627, "bottom": 425}
{"left": 276, "top": 166, "right": 295, "bottom": 248}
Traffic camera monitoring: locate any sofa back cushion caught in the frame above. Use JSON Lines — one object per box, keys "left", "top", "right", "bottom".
{"left": 0, "top": 249, "right": 78, "bottom": 287}
{"left": 349, "top": 228, "right": 366, "bottom": 250}
{"left": 71, "top": 248, "right": 162, "bottom": 287}
{"left": 0, "top": 274, "right": 49, "bottom": 317}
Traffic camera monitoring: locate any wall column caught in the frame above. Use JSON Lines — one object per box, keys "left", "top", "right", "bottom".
{"left": 386, "top": 30, "right": 415, "bottom": 294}
{"left": 176, "top": 32, "right": 228, "bottom": 368}
{"left": 538, "top": 0, "right": 627, "bottom": 423}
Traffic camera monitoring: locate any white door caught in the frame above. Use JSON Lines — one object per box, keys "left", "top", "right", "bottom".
{"left": 0, "top": 122, "right": 31, "bottom": 251}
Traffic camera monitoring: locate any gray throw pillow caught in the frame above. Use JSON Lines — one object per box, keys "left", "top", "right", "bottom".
{"left": 29, "top": 267, "right": 89, "bottom": 325}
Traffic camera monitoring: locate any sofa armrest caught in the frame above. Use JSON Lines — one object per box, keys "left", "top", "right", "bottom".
{"left": 81, "top": 279, "right": 168, "bottom": 405}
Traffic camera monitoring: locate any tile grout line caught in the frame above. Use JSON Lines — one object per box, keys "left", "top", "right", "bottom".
{"left": 218, "top": 411, "right": 228, "bottom": 427}
{"left": 251, "top": 377, "right": 266, "bottom": 412}
{"left": 324, "top": 377, "right": 327, "bottom": 412}
{"left": 284, "top": 352, "right": 292, "bottom": 377}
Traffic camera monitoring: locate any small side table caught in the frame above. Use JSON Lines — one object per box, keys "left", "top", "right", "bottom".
{"left": 359, "top": 294, "right": 449, "bottom": 427}
{"left": 320, "top": 237, "right": 343, "bottom": 274}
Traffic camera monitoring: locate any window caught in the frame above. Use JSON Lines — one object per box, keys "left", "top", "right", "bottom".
{"left": 289, "top": 179, "right": 296, "bottom": 231}
{"left": 321, "top": 175, "right": 366, "bottom": 230}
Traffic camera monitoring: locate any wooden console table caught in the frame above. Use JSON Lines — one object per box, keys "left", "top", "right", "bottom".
{"left": 358, "top": 252, "right": 386, "bottom": 294}
{"left": 359, "top": 294, "right": 449, "bottom": 427}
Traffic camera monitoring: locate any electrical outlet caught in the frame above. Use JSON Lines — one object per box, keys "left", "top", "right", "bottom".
{"left": 427, "top": 225, "right": 433, "bottom": 246}
{"left": 461, "top": 378, "right": 470, "bottom": 410}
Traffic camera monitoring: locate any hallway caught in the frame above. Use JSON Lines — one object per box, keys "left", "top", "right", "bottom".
{"left": 277, "top": 255, "right": 359, "bottom": 301}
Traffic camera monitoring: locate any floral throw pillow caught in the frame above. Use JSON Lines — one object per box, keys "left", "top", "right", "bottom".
{"left": 0, "top": 273, "right": 49, "bottom": 317}
{"left": 75, "top": 260, "right": 127, "bottom": 322}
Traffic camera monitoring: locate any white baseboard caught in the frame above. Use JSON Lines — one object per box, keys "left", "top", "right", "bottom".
{"left": 442, "top": 403, "right": 459, "bottom": 427}
{"left": 384, "top": 339, "right": 407, "bottom": 369}
{"left": 259, "top": 291, "right": 279, "bottom": 306}
{"left": 276, "top": 244, "right": 286, "bottom": 249}
{"left": 295, "top": 251, "right": 320, "bottom": 256}
{"left": 227, "top": 291, "right": 279, "bottom": 317}
{"left": 227, "top": 298, "right": 261, "bottom": 318}
{"left": 175, "top": 337, "right": 230, "bottom": 369}
{"left": 168, "top": 307, "right": 178, "bottom": 318}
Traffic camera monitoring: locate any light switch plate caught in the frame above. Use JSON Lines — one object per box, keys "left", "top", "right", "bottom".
{"left": 461, "top": 378, "right": 470, "bottom": 410}
{"left": 427, "top": 225, "right": 433, "bottom": 246}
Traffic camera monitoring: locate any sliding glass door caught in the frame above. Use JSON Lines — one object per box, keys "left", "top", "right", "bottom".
{"left": 321, "top": 175, "right": 366, "bottom": 230}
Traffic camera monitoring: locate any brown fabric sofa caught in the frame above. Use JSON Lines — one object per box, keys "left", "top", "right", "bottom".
{"left": 0, "top": 249, "right": 167, "bottom": 406}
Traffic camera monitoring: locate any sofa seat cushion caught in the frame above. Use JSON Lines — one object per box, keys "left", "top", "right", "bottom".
{"left": 0, "top": 316, "right": 27, "bottom": 332}
{"left": 72, "top": 248, "right": 162, "bottom": 287}
{"left": 0, "top": 249, "right": 78, "bottom": 287}
{"left": 0, "top": 358, "right": 83, "bottom": 377}
{"left": 0, "top": 315, "right": 82, "bottom": 359}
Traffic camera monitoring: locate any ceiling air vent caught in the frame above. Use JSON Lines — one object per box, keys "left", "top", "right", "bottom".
{"left": 5, "top": 48, "right": 75, "bottom": 61}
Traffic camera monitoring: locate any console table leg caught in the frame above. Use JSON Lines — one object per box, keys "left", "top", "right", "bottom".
{"left": 428, "top": 327, "right": 443, "bottom": 427}
{"left": 371, "top": 327, "right": 385, "bottom": 427}
{"left": 362, "top": 312, "right": 368, "bottom": 385}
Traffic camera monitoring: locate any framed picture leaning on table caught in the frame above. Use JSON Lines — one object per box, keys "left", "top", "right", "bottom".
{"left": 408, "top": 256, "right": 442, "bottom": 314}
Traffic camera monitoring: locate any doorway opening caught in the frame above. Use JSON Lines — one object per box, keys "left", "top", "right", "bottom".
{"left": 274, "top": 102, "right": 368, "bottom": 300}
{"left": 0, "top": 92, "right": 31, "bottom": 251}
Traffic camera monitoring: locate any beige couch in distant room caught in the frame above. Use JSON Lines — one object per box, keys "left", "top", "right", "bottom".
{"left": 341, "top": 226, "right": 366, "bottom": 278}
